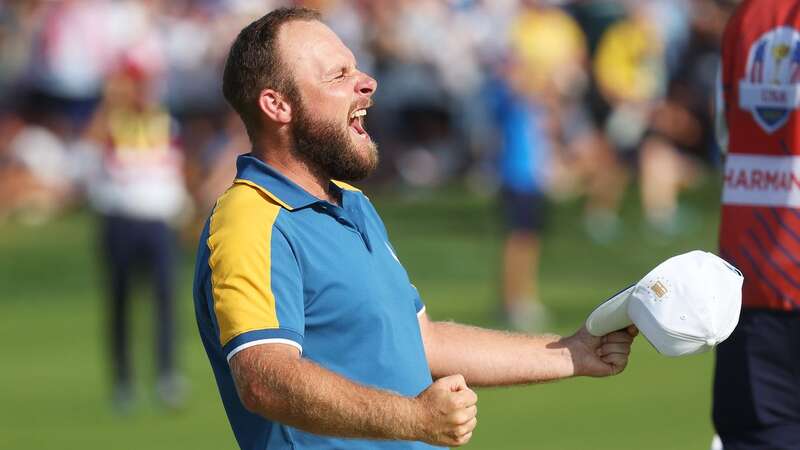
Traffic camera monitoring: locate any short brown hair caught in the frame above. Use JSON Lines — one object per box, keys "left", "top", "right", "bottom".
{"left": 222, "top": 7, "right": 321, "bottom": 138}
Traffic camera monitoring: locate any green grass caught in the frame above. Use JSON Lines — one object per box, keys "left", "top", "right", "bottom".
{"left": 0, "top": 175, "right": 724, "bottom": 450}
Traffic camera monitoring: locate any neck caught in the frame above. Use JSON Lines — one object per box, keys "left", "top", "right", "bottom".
{"left": 251, "top": 138, "right": 338, "bottom": 205}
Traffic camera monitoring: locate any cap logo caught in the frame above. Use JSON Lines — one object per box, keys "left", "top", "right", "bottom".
{"left": 651, "top": 281, "right": 668, "bottom": 298}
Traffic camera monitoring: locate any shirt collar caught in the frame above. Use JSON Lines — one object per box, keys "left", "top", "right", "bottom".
{"left": 234, "top": 153, "right": 345, "bottom": 211}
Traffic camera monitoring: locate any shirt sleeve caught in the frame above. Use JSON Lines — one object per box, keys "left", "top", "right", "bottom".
{"left": 207, "top": 185, "right": 304, "bottom": 362}
{"left": 411, "top": 283, "right": 425, "bottom": 316}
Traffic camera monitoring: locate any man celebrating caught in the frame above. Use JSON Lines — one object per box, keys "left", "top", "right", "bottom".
{"left": 193, "top": 7, "right": 636, "bottom": 450}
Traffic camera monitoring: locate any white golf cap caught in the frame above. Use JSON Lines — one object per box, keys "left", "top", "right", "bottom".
{"left": 585, "top": 250, "right": 744, "bottom": 357}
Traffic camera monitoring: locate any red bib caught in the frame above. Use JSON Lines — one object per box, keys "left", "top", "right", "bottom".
{"left": 719, "top": 0, "right": 800, "bottom": 311}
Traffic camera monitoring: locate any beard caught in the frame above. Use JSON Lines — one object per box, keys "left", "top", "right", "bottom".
{"left": 290, "top": 96, "right": 378, "bottom": 182}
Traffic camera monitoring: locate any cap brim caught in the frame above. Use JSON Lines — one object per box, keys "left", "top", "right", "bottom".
{"left": 586, "top": 284, "right": 635, "bottom": 336}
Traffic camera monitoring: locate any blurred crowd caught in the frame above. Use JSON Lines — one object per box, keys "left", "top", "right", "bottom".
{"left": 0, "top": 0, "right": 737, "bottom": 241}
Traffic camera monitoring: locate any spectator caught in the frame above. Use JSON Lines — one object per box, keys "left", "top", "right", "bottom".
{"left": 82, "top": 53, "right": 189, "bottom": 412}
{"left": 487, "top": 56, "right": 552, "bottom": 331}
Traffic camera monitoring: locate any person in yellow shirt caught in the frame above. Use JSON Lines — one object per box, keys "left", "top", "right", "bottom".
{"left": 83, "top": 57, "right": 189, "bottom": 412}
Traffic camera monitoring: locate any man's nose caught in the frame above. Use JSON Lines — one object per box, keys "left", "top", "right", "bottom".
{"left": 355, "top": 72, "right": 377, "bottom": 97}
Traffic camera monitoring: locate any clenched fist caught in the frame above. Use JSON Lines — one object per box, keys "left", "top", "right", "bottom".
{"left": 415, "top": 374, "right": 478, "bottom": 447}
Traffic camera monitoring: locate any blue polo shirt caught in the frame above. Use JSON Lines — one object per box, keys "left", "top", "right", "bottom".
{"left": 193, "top": 154, "right": 439, "bottom": 450}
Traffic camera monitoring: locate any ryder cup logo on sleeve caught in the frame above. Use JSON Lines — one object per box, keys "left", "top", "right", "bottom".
{"left": 586, "top": 251, "right": 744, "bottom": 357}
{"left": 739, "top": 26, "right": 800, "bottom": 134}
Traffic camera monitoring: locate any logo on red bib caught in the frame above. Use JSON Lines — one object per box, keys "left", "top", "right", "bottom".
{"left": 739, "top": 26, "right": 800, "bottom": 133}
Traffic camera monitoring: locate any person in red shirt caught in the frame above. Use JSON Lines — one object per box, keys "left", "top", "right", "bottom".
{"left": 715, "top": 1, "right": 800, "bottom": 447}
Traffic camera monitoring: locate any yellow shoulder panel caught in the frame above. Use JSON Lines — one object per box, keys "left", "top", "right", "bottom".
{"left": 208, "top": 183, "right": 282, "bottom": 346}
{"left": 332, "top": 180, "right": 361, "bottom": 192}
{"left": 233, "top": 179, "right": 293, "bottom": 210}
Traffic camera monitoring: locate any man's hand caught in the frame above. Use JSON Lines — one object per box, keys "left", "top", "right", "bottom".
{"left": 415, "top": 374, "right": 478, "bottom": 447}
{"left": 564, "top": 325, "right": 638, "bottom": 377}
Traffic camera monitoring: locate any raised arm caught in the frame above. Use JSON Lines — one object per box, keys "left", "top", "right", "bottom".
{"left": 230, "top": 343, "right": 479, "bottom": 447}
{"left": 418, "top": 312, "right": 636, "bottom": 387}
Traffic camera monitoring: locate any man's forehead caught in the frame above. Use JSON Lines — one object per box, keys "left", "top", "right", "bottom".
{"left": 278, "top": 20, "right": 355, "bottom": 74}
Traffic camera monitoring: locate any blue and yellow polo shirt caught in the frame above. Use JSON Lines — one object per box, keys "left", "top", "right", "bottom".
{"left": 193, "top": 154, "right": 438, "bottom": 450}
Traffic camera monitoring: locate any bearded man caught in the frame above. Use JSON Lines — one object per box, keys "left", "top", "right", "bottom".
{"left": 193, "top": 7, "right": 636, "bottom": 450}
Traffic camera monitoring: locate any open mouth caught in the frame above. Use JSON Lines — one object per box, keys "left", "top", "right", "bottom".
{"left": 348, "top": 108, "right": 370, "bottom": 140}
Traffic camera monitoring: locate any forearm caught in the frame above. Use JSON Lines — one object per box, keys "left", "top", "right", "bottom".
{"left": 231, "top": 347, "right": 421, "bottom": 441}
{"left": 423, "top": 321, "right": 575, "bottom": 386}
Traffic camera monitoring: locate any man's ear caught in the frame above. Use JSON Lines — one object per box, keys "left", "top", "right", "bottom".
{"left": 258, "top": 89, "right": 292, "bottom": 124}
